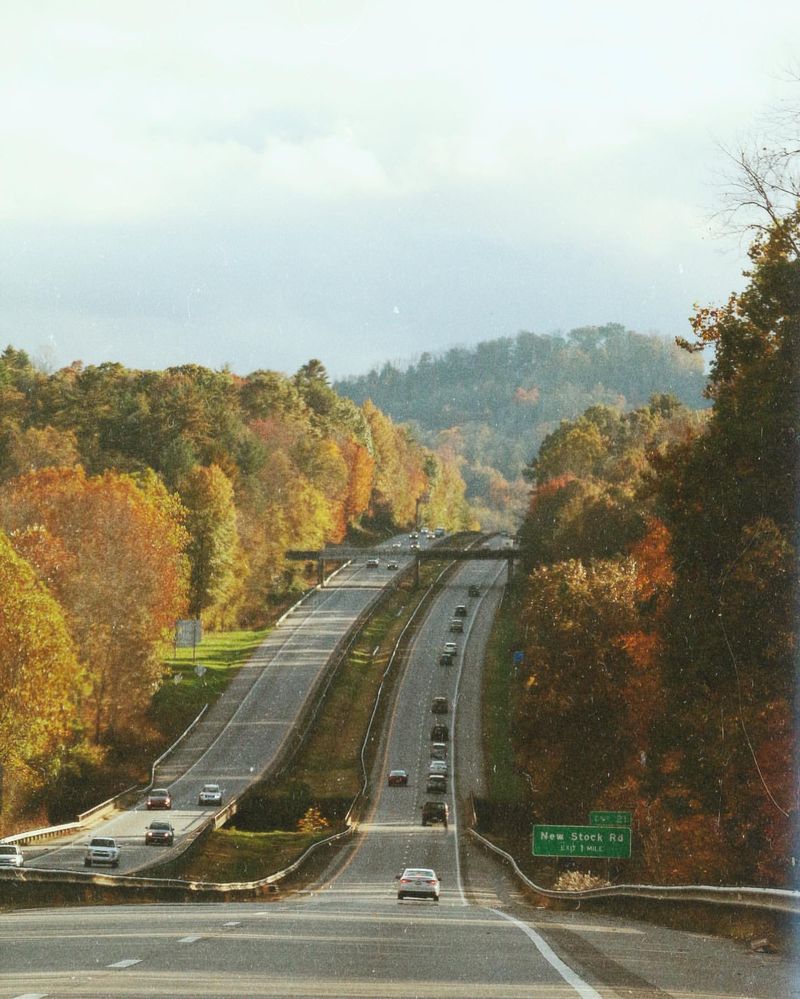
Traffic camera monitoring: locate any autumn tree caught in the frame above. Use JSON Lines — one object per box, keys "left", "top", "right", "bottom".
{"left": 651, "top": 210, "right": 799, "bottom": 884}
{"left": 0, "top": 530, "right": 84, "bottom": 826}
{"left": 179, "top": 464, "right": 245, "bottom": 626}
{"left": 514, "top": 558, "right": 640, "bottom": 819}
{"left": 3, "top": 425, "right": 81, "bottom": 477}
{"left": 1, "top": 468, "right": 189, "bottom": 742}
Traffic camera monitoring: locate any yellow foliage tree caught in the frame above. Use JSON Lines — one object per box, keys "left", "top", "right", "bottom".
{"left": 0, "top": 530, "right": 84, "bottom": 825}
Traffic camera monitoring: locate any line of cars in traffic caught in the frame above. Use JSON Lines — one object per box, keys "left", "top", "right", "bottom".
{"left": 81, "top": 783, "right": 225, "bottom": 868}
{"left": 1, "top": 783, "right": 224, "bottom": 869}
{"left": 391, "top": 585, "right": 483, "bottom": 901}
{"left": 366, "top": 526, "right": 447, "bottom": 570}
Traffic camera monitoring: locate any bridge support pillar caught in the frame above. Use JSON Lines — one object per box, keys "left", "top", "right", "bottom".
{"left": 318, "top": 558, "right": 325, "bottom": 587}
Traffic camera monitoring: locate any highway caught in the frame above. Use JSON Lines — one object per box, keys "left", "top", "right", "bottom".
{"left": 0, "top": 543, "right": 793, "bottom": 996}
{"left": 21, "top": 535, "right": 417, "bottom": 875}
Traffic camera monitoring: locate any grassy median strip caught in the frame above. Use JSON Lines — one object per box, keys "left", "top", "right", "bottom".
{"left": 165, "top": 550, "right": 470, "bottom": 884}
{"left": 169, "top": 828, "right": 324, "bottom": 884}
{"left": 482, "top": 596, "right": 527, "bottom": 804}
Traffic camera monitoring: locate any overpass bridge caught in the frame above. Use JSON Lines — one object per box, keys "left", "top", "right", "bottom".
{"left": 286, "top": 544, "right": 517, "bottom": 586}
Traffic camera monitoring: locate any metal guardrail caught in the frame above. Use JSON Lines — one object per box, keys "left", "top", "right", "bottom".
{"left": 0, "top": 821, "right": 83, "bottom": 846}
{"left": 467, "top": 827, "right": 800, "bottom": 915}
{"left": 0, "top": 577, "right": 341, "bottom": 851}
{"left": 0, "top": 823, "right": 357, "bottom": 895}
{"left": 1, "top": 704, "right": 210, "bottom": 847}
{"left": 0, "top": 542, "right": 466, "bottom": 894}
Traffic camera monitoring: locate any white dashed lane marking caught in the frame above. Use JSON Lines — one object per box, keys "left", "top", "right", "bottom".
{"left": 223, "top": 921, "right": 242, "bottom": 927}
{"left": 178, "top": 934, "right": 203, "bottom": 943}
{"left": 13, "top": 993, "right": 49, "bottom": 998}
{"left": 107, "top": 958, "right": 142, "bottom": 969}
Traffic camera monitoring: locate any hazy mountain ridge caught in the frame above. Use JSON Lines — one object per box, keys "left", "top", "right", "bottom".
{"left": 336, "top": 324, "right": 707, "bottom": 527}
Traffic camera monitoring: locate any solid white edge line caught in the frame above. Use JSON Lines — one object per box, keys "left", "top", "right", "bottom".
{"left": 489, "top": 908, "right": 603, "bottom": 999}
{"left": 449, "top": 556, "right": 507, "bottom": 907}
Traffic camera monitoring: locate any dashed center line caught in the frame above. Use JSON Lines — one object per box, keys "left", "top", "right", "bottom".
{"left": 107, "top": 958, "right": 142, "bottom": 969}
{"left": 13, "top": 993, "right": 49, "bottom": 999}
{"left": 223, "top": 920, "right": 242, "bottom": 927}
{"left": 178, "top": 934, "right": 203, "bottom": 943}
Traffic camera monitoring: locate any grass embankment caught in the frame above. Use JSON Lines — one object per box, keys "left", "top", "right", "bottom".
{"left": 166, "top": 551, "right": 467, "bottom": 885}
{"left": 153, "top": 627, "right": 272, "bottom": 737}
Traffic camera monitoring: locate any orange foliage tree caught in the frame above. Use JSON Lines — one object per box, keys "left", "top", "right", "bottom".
{"left": 0, "top": 530, "right": 84, "bottom": 825}
{"left": 1, "top": 468, "right": 189, "bottom": 742}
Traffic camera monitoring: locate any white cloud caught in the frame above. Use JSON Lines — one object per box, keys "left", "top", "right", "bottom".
{"left": 0, "top": 0, "right": 797, "bottom": 374}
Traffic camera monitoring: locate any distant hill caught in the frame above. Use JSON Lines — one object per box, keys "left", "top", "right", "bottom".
{"left": 336, "top": 324, "right": 707, "bottom": 529}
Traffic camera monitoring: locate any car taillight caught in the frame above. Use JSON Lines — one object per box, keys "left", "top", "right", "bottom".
{"left": 400, "top": 878, "right": 410, "bottom": 884}
{"left": 426, "top": 879, "right": 436, "bottom": 884}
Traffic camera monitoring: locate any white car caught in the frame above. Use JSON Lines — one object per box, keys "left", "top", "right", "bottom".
{"left": 198, "top": 783, "right": 223, "bottom": 805}
{"left": 84, "top": 837, "right": 120, "bottom": 868}
{"left": 0, "top": 844, "right": 23, "bottom": 868}
{"left": 443, "top": 641, "right": 457, "bottom": 655}
{"left": 428, "top": 760, "right": 448, "bottom": 776}
{"left": 396, "top": 867, "right": 440, "bottom": 902}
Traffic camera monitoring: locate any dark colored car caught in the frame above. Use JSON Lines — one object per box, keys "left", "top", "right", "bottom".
{"left": 421, "top": 801, "right": 449, "bottom": 828}
{"left": 454, "top": 604, "right": 467, "bottom": 617}
{"left": 430, "top": 723, "right": 449, "bottom": 742}
{"left": 145, "top": 820, "right": 175, "bottom": 846}
{"left": 468, "top": 584, "right": 481, "bottom": 597}
{"left": 431, "top": 696, "right": 449, "bottom": 714}
{"left": 438, "top": 652, "right": 454, "bottom": 666}
{"left": 426, "top": 773, "right": 447, "bottom": 794}
{"left": 387, "top": 769, "right": 409, "bottom": 786}
{"left": 146, "top": 788, "right": 172, "bottom": 810}
{"left": 449, "top": 619, "right": 464, "bottom": 633}
{"left": 386, "top": 560, "right": 399, "bottom": 570}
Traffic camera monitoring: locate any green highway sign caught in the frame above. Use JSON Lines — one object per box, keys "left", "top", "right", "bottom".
{"left": 532, "top": 824, "right": 631, "bottom": 859}
{"left": 589, "top": 810, "right": 632, "bottom": 827}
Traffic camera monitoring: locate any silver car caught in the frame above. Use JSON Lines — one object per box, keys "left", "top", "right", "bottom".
{"left": 198, "top": 783, "right": 223, "bottom": 805}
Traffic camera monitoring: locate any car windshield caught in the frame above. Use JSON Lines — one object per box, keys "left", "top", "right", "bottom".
{"left": 0, "top": 8, "right": 795, "bottom": 999}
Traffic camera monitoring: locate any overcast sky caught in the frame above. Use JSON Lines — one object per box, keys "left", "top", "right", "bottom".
{"left": 1, "top": 2, "right": 798, "bottom": 379}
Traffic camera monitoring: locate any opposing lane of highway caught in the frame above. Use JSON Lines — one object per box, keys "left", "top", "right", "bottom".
{"left": 23, "top": 537, "right": 416, "bottom": 874}
{"left": 1, "top": 537, "right": 792, "bottom": 998}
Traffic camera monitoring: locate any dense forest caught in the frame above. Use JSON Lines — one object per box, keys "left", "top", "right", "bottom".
{"left": 336, "top": 325, "right": 707, "bottom": 529}
{"left": 0, "top": 356, "right": 472, "bottom": 832}
{"left": 510, "top": 211, "right": 798, "bottom": 887}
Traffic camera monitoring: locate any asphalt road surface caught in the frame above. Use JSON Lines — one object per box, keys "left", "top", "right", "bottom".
{"left": 22, "top": 535, "right": 418, "bottom": 875}
{"left": 0, "top": 546, "right": 793, "bottom": 996}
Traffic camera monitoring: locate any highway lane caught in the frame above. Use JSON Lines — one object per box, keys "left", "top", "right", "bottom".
{"left": 1, "top": 542, "right": 793, "bottom": 996}
{"left": 22, "top": 535, "right": 421, "bottom": 875}
{"left": 291, "top": 550, "right": 792, "bottom": 998}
